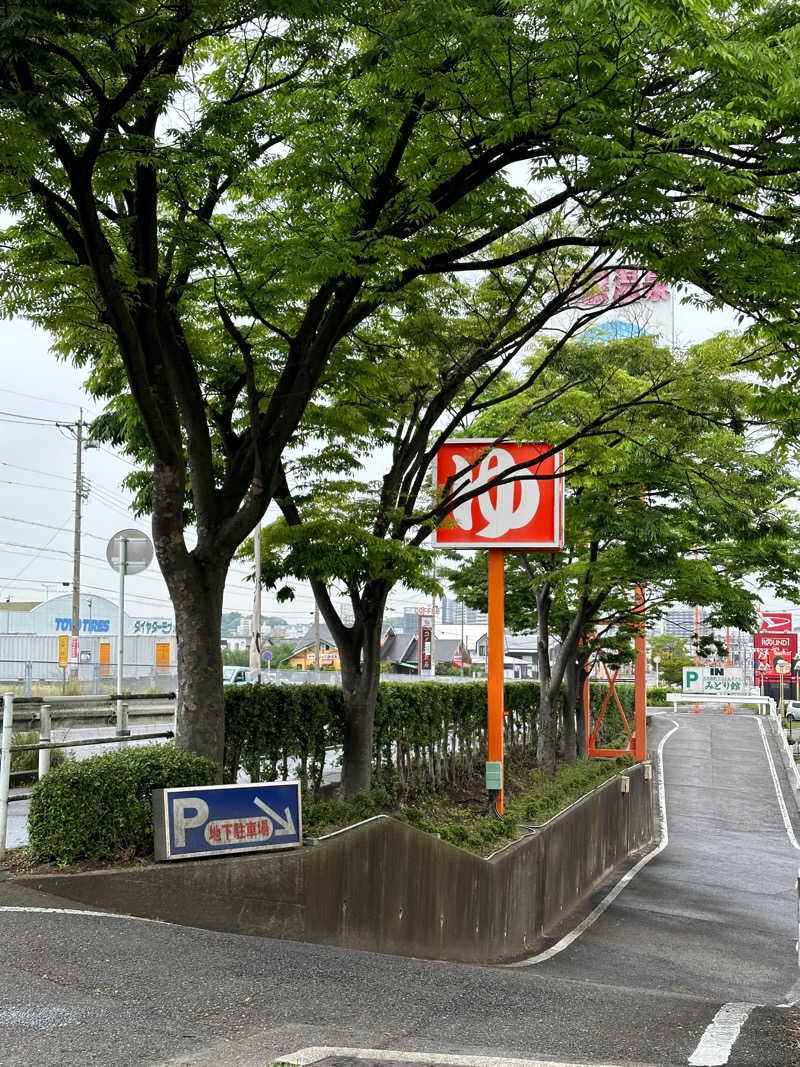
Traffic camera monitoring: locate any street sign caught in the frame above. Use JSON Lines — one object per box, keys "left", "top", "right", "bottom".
{"left": 153, "top": 781, "right": 302, "bottom": 862}
{"left": 435, "top": 441, "right": 564, "bottom": 549}
{"left": 262, "top": 649, "right": 272, "bottom": 662}
{"left": 106, "top": 528, "right": 154, "bottom": 574}
{"left": 57, "top": 634, "right": 68, "bottom": 669}
{"left": 683, "top": 667, "right": 744, "bottom": 694}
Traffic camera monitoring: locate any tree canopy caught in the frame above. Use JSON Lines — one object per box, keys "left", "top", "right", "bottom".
{"left": 3, "top": 0, "right": 800, "bottom": 770}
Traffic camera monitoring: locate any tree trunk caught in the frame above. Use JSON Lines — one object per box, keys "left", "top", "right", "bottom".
{"left": 317, "top": 582, "right": 389, "bottom": 801}
{"left": 169, "top": 559, "right": 228, "bottom": 777}
{"left": 535, "top": 584, "right": 559, "bottom": 776}
{"left": 562, "top": 657, "right": 579, "bottom": 765}
{"left": 340, "top": 668, "right": 379, "bottom": 798}
{"left": 576, "top": 658, "right": 589, "bottom": 758}
{"left": 152, "top": 451, "right": 230, "bottom": 776}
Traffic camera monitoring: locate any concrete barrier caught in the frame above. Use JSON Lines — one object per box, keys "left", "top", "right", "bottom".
{"left": 14, "top": 763, "right": 654, "bottom": 963}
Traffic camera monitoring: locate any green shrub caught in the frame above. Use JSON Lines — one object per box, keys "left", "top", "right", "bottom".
{"left": 27, "top": 744, "right": 216, "bottom": 866}
{"left": 510, "top": 757, "right": 632, "bottom": 825}
{"left": 647, "top": 686, "right": 669, "bottom": 706}
{"left": 11, "top": 731, "right": 67, "bottom": 782}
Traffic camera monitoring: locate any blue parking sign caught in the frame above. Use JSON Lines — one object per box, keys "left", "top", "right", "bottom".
{"left": 153, "top": 781, "right": 302, "bottom": 861}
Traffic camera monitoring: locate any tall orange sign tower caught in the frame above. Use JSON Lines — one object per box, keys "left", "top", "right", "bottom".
{"left": 436, "top": 442, "right": 564, "bottom": 814}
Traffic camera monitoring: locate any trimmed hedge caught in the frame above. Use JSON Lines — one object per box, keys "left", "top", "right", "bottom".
{"left": 646, "top": 686, "right": 669, "bottom": 706}
{"left": 11, "top": 730, "right": 67, "bottom": 782}
{"left": 28, "top": 744, "right": 216, "bottom": 866}
{"left": 224, "top": 679, "right": 635, "bottom": 796}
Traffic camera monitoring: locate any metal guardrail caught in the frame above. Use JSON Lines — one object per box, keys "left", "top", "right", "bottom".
{"left": 666, "top": 692, "right": 774, "bottom": 712}
{"left": 0, "top": 691, "right": 174, "bottom": 862}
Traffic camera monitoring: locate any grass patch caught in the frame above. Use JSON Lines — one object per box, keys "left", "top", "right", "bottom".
{"left": 303, "top": 751, "right": 634, "bottom": 856}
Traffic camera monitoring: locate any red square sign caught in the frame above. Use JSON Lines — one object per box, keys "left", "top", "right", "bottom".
{"left": 435, "top": 441, "right": 564, "bottom": 550}
{"left": 758, "top": 611, "right": 793, "bottom": 634}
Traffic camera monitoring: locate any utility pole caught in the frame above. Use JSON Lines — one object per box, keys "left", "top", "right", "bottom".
{"left": 69, "top": 412, "right": 85, "bottom": 678}
{"left": 460, "top": 600, "right": 465, "bottom": 677}
{"left": 250, "top": 521, "right": 262, "bottom": 684}
{"left": 314, "top": 603, "right": 321, "bottom": 682}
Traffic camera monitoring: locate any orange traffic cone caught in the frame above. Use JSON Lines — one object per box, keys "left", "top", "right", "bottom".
{"left": 725, "top": 702, "right": 733, "bottom": 715}
{"left": 693, "top": 701, "right": 702, "bottom": 714}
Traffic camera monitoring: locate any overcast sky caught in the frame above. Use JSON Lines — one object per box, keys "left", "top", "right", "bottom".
{"left": 1, "top": 290, "right": 792, "bottom": 630}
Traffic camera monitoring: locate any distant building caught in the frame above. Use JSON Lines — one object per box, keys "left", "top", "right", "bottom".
{"left": 0, "top": 592, "right": 175, "bottom": 684}
{"left": 440, "top": 598, "right": 488, "bottom": 626}
{"left": 287, "top": 622, "right": 342, "bottom": 670}
{"left": 660, "top": 607, "right": 712, "bottom": 641}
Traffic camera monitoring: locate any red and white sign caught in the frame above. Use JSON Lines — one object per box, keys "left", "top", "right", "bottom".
{"left": 754, "top": 631, "right": 797, "bottom": 680}
{"left": 582, "top": 269, "right": 671, "bottom": 307}
{"left": 435, "top": 441, "right": 564, "bottom": 550}
{"left": 758, "top": 611, "right": 793, "bottom": 634}
{"left": 70, "top": 635, "right": 79, "bottom": 661}
{"left": 754, "top": 632, "right": 797, "bottom": 655}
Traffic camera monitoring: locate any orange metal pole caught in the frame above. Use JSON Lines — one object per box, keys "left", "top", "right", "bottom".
{"left": 634, "top": 584, "right": 647, "bottom": 761}
{"left": 487, "top": 548, "right": 505, "bottom": 815}
{"left": 583, "top": 660, "right": 591, "bottom": 756}
{"left": 694, "top": 602, "right": 702, "bottom": 713}
{"left": 725, "top": 626, "right": 733, "bottom": 714}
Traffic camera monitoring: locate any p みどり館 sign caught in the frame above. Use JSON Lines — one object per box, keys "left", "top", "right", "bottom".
{"left": 153, "top": 781, "right": 302, "bottom": 861}
{"left": 435, "top": 441, "right": 564, "bottom": 550}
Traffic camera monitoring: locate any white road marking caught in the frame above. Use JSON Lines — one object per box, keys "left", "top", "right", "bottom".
{"left": 754, "top": 717, "right": 800, "bottom": 851}
{"left": 270, "top": 1047, "right": 659, "bottom": 1067}
{"left": 687, "top": 1003, "right": 756, "bottom": 1066}
{"left": 0, "top": 905, "right": 165, "bottom": 923}
{"left": 508, "top": 720, "right": 680, "bottom": 967}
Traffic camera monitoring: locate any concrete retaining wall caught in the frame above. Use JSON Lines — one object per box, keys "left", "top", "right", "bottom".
{"left": 16, "top": 763, "right": 654, "bottom": 963}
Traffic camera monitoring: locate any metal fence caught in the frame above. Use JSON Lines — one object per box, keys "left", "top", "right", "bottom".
{"left": 0, "top": 659, "right": 178, "bottom": 696}
{"left": 0, "top": 691, "right": 176, "bottom": 861}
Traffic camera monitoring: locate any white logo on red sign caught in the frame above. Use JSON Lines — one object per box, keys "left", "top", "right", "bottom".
{"left": 450, "top": 448, "right": 540, "bottom": 539}
{"left": 759, "top": 611, "right": 793, "bottom": 634}
{"left": 435, "top": 441, "right": 564, "bottom": 550}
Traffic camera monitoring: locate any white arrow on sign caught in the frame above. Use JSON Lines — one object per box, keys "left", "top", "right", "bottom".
{"left": 253, "top": 796, "right": 297, "bottom": 837}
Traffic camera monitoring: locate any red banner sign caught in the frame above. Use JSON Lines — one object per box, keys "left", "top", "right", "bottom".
{"left": 754, "top": 631, "right": 797, "bottom": 680}
{"left": 758, "top": 611, "right": 793, "bottom": 634}
{"left": 435, "top": 441, "right": 564, "bottom": 550}
{"left": 754, "top": 632, "right": 797, "bottom": 654}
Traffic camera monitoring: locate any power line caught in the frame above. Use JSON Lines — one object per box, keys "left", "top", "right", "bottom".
{"left": 94, "top": 444, "right": 138, "bottom": 467}
{"left": 0, "top": 539, "right": 109, "bottom": 565}
{"left": 0, "top": 409, "right": 69, "bottom": 425}
{"left": 0, "top": 514, "right": 108, "bottom": 542}
{"left": 0, "top": 478, "right": 73, "bottom": 493}
{"left": 0, "top": 461, "right": 74, "bottom": 483}
{"left": 0, "top": 387, "right": 95, "bottom": 414}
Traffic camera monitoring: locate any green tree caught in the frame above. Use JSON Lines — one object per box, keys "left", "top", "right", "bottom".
{"left": 659, "top": 654, "right": 696, "bottom": 688}
{"left": 255, "top": 268, "right": 694, "bottom": 796}
{"left": 3, "top": 1, "right": 800, "bottom": 774}
{"left": 220, "top": 612, "right": 242, "bottom": 639}
{"left": 446, "top": 335, "right": 800, "bottom": 773}
{"left": 649, "top": 634, "right": 691, "bottom": 664}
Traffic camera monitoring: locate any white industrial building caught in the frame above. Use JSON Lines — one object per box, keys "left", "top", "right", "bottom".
{"left": 0, "top": 593, "right": 176, "bottom": 692}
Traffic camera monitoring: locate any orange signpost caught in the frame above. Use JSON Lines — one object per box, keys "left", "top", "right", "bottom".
{"left": 436, "top": 441, "right": 564, "bottom": 815}
{"left": 487, "top": 548, "right": 505, "bottom": 814}
{"left": 634, "top": 584, "right": 647, "bottom": 761}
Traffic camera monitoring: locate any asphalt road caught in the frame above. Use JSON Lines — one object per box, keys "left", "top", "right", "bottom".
{"left": 1, "top": 708, "right": 799, "bottom": 1067}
